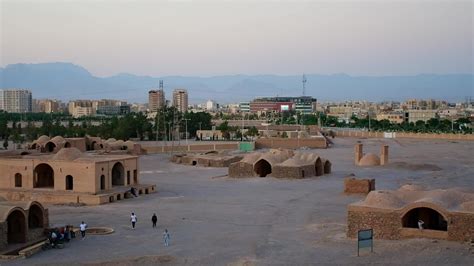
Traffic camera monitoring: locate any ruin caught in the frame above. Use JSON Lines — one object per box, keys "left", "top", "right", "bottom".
{"left": 347, "top": 185, "right": 474, "bottom": 241}
{"left": 228, "top": 149, "right": 332, "bottom": 179}
{"left": 0, "top": 199, "right": 49, "bottom": 253}
{"left": 29, "top": 135, "right": 144, "bottom": 155}
{"left": 354, "top": 143, "right": 389, "bottom": 166}
{"left": 0, "top": 147, "right": 155, "bottom": 205}
{"left": 344, "top": 175, "right": 375, "bottom": 194}
{"left": 171, "top": 151, "right": 243, "bottom": 167}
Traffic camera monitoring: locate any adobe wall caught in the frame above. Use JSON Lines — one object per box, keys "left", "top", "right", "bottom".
{"left": 143, "top": 143, "right": 239, "bottom": 154}
{"left": 272, "top": 165, "right": 315, "bottom": 179}
{"left": 347, "top": 206, "right": 401, "bottom": 239}
{"left": 344, "top": 178, "right": 375, "bottom": 194}
{"left": 228, "top": 162, "right": 255, "bottom": 178}
{"left": 255, "top": 138, "right": 327, "bottom": 149}
{"left": 334, "top": 130, "right": 474, "bottom": 141}
{"left": 448, "top": 212, "right": 474, "bottom": 241}
{"left": 66, "top": 138, "right": 87, "bottom": 152}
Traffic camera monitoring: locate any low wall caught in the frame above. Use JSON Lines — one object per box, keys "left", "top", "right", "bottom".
{"left": 255, "top": 137, "right": 327, "bottom": 149}
{"left": 143, "top": 143, "right": 240, "bottom": 154}
{"left": 333, "top": 130, "right": 474, "bottom": 141}
{"left": 344, "top": 177, "right": 375, "bottom": 194}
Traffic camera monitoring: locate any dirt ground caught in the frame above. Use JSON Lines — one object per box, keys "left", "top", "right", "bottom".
{"left": 3, "top": 137, "right": 474, "bottom": 265}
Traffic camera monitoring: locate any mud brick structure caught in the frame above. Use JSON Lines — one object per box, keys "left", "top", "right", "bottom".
{"left": 354, "top": 143, "right": 389, "bottom": 166}
{"left": 171, "top": 152, "right": 243, "bottom": 167}
{"left": 344, "top": 176, "right": 375, "bottom": 194}
{"left": 347, "top": 185, "right": 474, "bottom": 242}
{"left": 0, "top": 199, "right": 48, "bottom": 253}
{"left": 229, "top": 149, "right": 332, "bottom": 178}
{"left": 0, "top": 147, "right": 155, "bottom": 205}
{"left": 30, "top": 135, "right": 143, "bottom": 155}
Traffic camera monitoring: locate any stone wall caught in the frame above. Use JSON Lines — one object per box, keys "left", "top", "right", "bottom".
{"left": 347, "top": 206, "right": 401, "bottom": 239}
{"left": 228, "top": 162, "right": 255, "bottom": 178}
{"left": 143, "top": 143, "right": 239, "bottom": 154}
{"left": 272, "top": 165, "right": 315, "bottom": 179}
{"left": 344, "top": 178, "right": 375, "bottom": 194}
{"left": 448, "top": 212, "right": 474, "bottom": 241}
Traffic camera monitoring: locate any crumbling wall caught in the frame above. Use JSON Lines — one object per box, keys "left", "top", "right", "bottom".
{"left": 344, "top": 177, "right": 375, "bottom": 194}
{"left": 228, "top": 162, "right": 255, "bottom": 178}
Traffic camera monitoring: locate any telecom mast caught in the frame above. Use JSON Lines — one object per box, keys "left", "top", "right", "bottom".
{"left": 302, "top": 74, "right": 307, "bottom": 96}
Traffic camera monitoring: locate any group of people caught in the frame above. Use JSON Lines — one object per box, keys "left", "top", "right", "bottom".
{"left": 46, "top": 225, "right": 76, "bottom": 248}
{"left": 130, "top": 212, "right": 171, "bottom": 246}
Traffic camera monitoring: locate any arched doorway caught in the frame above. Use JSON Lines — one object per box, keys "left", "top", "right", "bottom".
{"left": 34, "top": 164, "right": 54, "bottom": 188}
{"left": 402, "top": 207, "right": 447, "bottom": 231}
{"left": 112, "top": 162, "right": 125, "bottom": 186}
{"left": 64, "top": 142, "right": 71, "bottom": 148}
{"left": 315, "top": 158, "right": 323, "bottom": 176}
{"left": 100, "top": 175, "right": 106, "bottom": 190}
{"left": 324, "top": 161, "right": 331, "bottom": 174}
{"left": 90, "top": 141, "right": 97, "bottom": 151}
{"left": 45, "top": 142, "right": 56, "bottom": 152}
{"left": 15, "top": 173, "right": 22, "bottom": 187}
{"left": 7, "top": 210, "right": 26, "bottom": 244}
{"left": 31, "top": 143, "right": 37, "bottom": 149}
{"left": 28, "top": 204, "right": 44, "bottom": 228}
{"left": 65, "top": 175, "right": 73, "bottom": 190}
{"left": 254, "top": 159, "right": 272, "bottom": 177}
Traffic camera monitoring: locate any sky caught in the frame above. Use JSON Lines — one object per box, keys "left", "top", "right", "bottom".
{"left": 1, "top": 0, "right": 472, "bottom": 77}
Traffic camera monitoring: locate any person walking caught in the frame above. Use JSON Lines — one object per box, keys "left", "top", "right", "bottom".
{"left": 131, "top": 212, "right": 138, "bottom": 229}
{"left": 163, "top": 229, "right": 170, "bottom": 246}
{"left": 79, "top": 221, "right": 87, "bottom": 240}
{"left": 152, "top": 213, "right": 158, "bottom": 228}
{"left": 418, "top": 220, "right": 424, "bottom": 230}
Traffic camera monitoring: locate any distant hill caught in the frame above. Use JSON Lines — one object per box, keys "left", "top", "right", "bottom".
{"left": 0, "top": 62, "right": 472, "bottom": 103}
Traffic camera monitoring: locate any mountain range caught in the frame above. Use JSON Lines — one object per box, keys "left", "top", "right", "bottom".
{"left": 0, "top": 62, "right": 472, "bottom": 104}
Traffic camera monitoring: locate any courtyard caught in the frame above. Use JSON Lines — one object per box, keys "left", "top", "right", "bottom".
{"left": 3, "top": 137, "right": 474, "bottom": 265}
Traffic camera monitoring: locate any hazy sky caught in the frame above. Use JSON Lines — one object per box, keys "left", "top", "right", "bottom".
{"left": 1, "top": 0, "right": 472, "bottom": 77}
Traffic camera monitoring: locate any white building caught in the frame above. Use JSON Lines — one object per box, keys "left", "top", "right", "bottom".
{"left": 0, "top": 89, "right": 32, "bottom": 113}
{"left": 206, "top": 99, "right": 218, "bottom": 111}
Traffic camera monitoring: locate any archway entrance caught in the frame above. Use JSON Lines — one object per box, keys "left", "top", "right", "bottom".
{"left": 28, "top": 204, "right": 44, "bottom": 229}
{"left": 34, "top": 164, "right": 54, "bottom": 188}
{"left": 64, "top": 142, "right": 71, "bottom": 148}
{"left": 254, "top": 159, "right": 272, "bottom": 177}
{"left": 112, "top": 162, "right": 125, "bottom": 186}
{"left": 402, "top": 207, "right": 447, "bottom": 231}
{"left": 324, "top": 161, "right": 331, "bottom": 174}
{"left": 100, "top": 175, "right": 106, "bottom": 190}
{"left": 90, "top": 141, "right": 97, "bottom": 151}
{"left": 65, "top": 175, "right": 73, "bottom": 190}
{"left": 315, "top": 158, "right": 323, "bottom": 176}
{"left": 45, "top": 142, "right": 56, "bottom": 152}
{"left": 7, "top": 210, "right": 26, "bottom": 244}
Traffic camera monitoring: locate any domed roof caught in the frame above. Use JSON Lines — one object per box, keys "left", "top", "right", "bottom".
{"left": 50, "top": 136, "right": 66, "bottom": 144}
{"left": 358, "top": 153, "right": 380, "bottom": 166}
{"left": 106, "top": 138, "right": 117, "bottom": 143}
{"left": 124, "top": 140, "right": 135, "bottom": 149}
{"left": 52, "top": 147, "right": 83, "bottom": 161}
{"left": 36, "top": 135, "right": 50, "bottom": 143}
{"left": 364, "top": 191, "right": 404, "bottom": 208}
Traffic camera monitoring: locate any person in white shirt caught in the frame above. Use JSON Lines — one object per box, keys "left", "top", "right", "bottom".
{"left": 79, "top": 221, "right": 87, "bottom": 239}
{"left": 131, "top": 212, "right": 138, "bottom": 229}
{"left": 418, "top": 220, "right": 424, "bottom": 230}
{"left": 163, "top": 229, "right": 170, "bottom": 246}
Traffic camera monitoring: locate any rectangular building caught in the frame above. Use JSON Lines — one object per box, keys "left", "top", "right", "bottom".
{"left": 250, "top": 96, "right": 317, "bottom": 114}
{"left": 173, "top": 89, "right": 188, "bottom": 113}
{"left": 0, "top": 89, "right": 32, "bottom": 113}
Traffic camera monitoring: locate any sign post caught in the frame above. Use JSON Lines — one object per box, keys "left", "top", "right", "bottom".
{"left": 357, "top": 229, "right": 373, "bottom": 256}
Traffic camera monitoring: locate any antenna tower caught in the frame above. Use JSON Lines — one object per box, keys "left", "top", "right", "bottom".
{"left": 159, "top": 80, "right": 164, "bottom": 90}
{"left": 302, "top": 74, "right": 307, "bottom": 96}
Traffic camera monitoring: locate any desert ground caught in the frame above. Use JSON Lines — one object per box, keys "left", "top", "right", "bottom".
{"left": 3, "top": 137, "right": 474, "bottom": 265}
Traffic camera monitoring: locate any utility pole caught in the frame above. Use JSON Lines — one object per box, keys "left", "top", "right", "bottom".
{"left": 184, "top": 118, "right": 190, "bottom": 144}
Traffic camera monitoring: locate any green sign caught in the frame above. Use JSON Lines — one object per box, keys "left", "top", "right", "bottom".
{"left": 357, "top": 229, "right": 373, "bottom": 256}
{"left": 239, "top": 142, "right": 254, "bottom": 152}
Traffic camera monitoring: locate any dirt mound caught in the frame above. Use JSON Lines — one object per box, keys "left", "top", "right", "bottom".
{"left": 390, "top": 161, "right": 442, "bottom": 171}
{"left": 84, "top": 255, "right": 177, "bottom": 266}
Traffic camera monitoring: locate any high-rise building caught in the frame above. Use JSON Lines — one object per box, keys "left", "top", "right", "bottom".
{"left": 68, "top": 100, "right": 94, "bottom": 118}
{"left": 148, "top": 89, "right": 165, "bottom": 112}
{"left": 33, "top": 99, "right": 62, "bottom": 113}
{"left": 173, "top": 89, "right": 188, "bottom": 113}
{"left": 0, "top": 89, "right": 32, "bottom": 113}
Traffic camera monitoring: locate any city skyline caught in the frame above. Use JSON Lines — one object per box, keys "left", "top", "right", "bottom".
{"left": 1, "top": 0, "right": 472, "bottom": 77}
